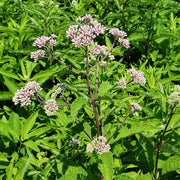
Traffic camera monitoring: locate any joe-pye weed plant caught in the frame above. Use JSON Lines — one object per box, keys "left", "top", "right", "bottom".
{"left": 12, "top": 15, "right": 180, "bottom": 179}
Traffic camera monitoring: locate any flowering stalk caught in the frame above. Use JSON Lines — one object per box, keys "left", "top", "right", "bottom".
{"left": 154, "top": 103, "right": 176, "bottom": 180}
{"left": 86, "top": 75, "right": 100, "bottom": 137}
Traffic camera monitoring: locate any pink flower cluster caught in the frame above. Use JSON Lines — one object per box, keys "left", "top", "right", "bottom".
{"left": 33, "top": 34, "right": 57, "bottom": 48}
{"left": 89, "top": 44, "right": 108, "bottom": 56}
{"left": 86, "top": 136, "right": 111, "bottom": 155}
{"left": 130, "top": 102, "right": 142, "bottom": 116}
{"left": 31, "top": 34, "right": 57, "bottom": 62}
{"left": 118, "top": 78, "right": 127, "bottom": 89}
{"left": 127, "top": 68, "right": 146, "bottom": 86}
{"left": 31, "top": 50, "right": 45, "bottom": 62}
{"left": 66, "top": 14, "right": 107, "bottom": 48}
{"left": 109, "top": 28, "right": 130, "bottom": 48}
{"left": 12, "top": 81, "right": 42, "bottom": 107}
{"left": 44, "top": 99, "right": 58, "bottom": 116}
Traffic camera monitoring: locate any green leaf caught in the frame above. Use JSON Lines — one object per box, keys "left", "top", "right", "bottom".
{"left": 161, "top": 155, "right": 180, "bottom": 174}
{"left": 160, "top": 144, "right": 179, "bottom": 156}
{"left": 8, "top": 112, "right": 21, "bottom": 143}
{"left": 56, "top": 110, "right": 71, "bottom": 126}
{"left": 98, "top": 81, "right": 113, "bottom": 97}
{"left": 70, "top": 97, "right": 88, "bottom": 119}
{"left": 98, "top": 151, "right": 113, "bottom": 180}
{"left": 0, "top": 153, "right": 9, "bottom": 162}
{"left": 29, "top": 70, "right": 57, "bottom": 80}
{"left": 115, "top": 174, "right": 135, "bottom": 180}
{"left": 0, "top": 69, "right": 20, "bottom": 80}
{"left": 110, "top": 121, "right": 161, "bottom": 144}
{"left": 20, "top": 60, "right": 27, "bottom": 78}
{"left": 37, "top": 140, "right": 59, "bottom": 155}
{"left": 25, "top": 60, "right": 37, "bottom": 78}
{"left": 128, "top": 33, "right": 145, "bottom": 41}
{"left": 105, "top": 36, "right": 112, "bottom": 49}
{"left": 0, "top": 91, "right": 13, "bottom": 101}
{"left": 21, "top": 111, "right": 39, "bottom": 140}
{"left": 26, "top": 126, "right": 52, "bottom": 139}
{"left": 6, "top": 157, "right": 14, "bottom": 180}
{"left": 0, "top": 121, "right": 14, "bottom": 142}
{"left": 14, "top": 158, "right": 30, "bottom": 180}
{"left": 23, "top": 140, "right": 40, "bottom": 153}
{"left": 3, "top": 76, "right": 19, "bottom": 94}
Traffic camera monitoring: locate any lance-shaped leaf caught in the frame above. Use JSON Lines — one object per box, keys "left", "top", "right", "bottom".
{"left": 98, "top": 81, "right": 113, "bottom": 97}
{"left": 98, "top": 151, "right": 113, "bottom": 180}
{"left": 0, "top": 69, "right": 20, "bottom": 80}
{"left": 70, "top": 97, "right": 88, "bottom": 119}
{"left": 21, "top": 111, "right": 39, "bottom": 140}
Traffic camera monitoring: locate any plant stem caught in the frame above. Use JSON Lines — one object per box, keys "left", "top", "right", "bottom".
{"left": 106, "top": 114, "right": 130, "bottom": 144}
{"left": 154, "top": 104, "right": 176, "bottom": 180}
{"left": 86, "top": 75, "right": 100, "bottom": 137}
{"left": 84, "top": 47, "right": 100, "bottom": 137}
{"left": 100, "top": 173, "right": 103, "bottom": 180}
{"left": 95, "top": 65, "right": 99, "bottom": 99}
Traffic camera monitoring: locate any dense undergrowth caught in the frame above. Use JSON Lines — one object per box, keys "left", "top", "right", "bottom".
{"left": 0, "top": 0, "right": 180, "bottom": 180}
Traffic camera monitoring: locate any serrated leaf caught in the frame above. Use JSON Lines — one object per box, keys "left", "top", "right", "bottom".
{"left": 14, "top": 158, "right": 30, "bottom": 180}
{"left": 21, "top": 111, "right": 39, "bottom": 140}
{"left": 6, "top": 157, "right": 14, "bottom": 180}
{"left": 0, "top": 69, "right": 20, "bottom": 80}
{"left": 29, "top": 70, "right": 57, "bottom": 80}
{"left": 24, "top": 140, "right": 40, "bottom": 153}
{"left": 3, "top": 76, "right": 19, "bottom": 94}
{"left": 98, "top": 151, "right": 113, "bottom": 180}
{"left": 160, "top": 144, "right": 179, "bottom": 156}
{"left": 25, "top": 126, "right": 52, "bottom": 139}
{"left": 37, "top": 140, "right": 59, "bottom": 155}
{"left": 161, "top": 155, "right": 180, "bottom": 174}
{"left": 128, "top": 33, "right": 145, "bottom": 41}
{"left": 115, "top": 174, "right": 135, "bottom": 180}
{"left": 98, "top": 82, "right": 113, "bottom": 97}
{"left": 70, "top": 97, "right": 88, "bottom": 119}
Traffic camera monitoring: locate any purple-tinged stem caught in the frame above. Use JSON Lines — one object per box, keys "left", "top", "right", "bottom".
{"left": 154, "top": 104, "right": 176, "bottom": 180}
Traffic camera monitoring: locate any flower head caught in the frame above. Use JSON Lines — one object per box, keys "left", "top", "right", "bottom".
{"left": 66, "top": 15, "right": 107, "bottom": 50}
{"left": 118, "top": 78, "right": 127, "bottom": 89}
{"left": 118, "top": 38, "right": 130, "bottom": 48}
{"left": 44, "top": 99, "right": 58, "bottom": 116}
{"left": 86, "top": 136, "right": 111, "bottom": 155}
{"left": 109, "top": 28, "right": 127, "bottom": 38}
{"left": 31, "top": 50, "right": 45, "bottom": 62}
{"left": 127, "top": 68, "right": 146, "bottom": 86}
{"left": 130, "top": 102, "right": 142, "bottom": 116}
{"left": 33, "top": 34, "right": 57, "bottom": 48}
{"left": 12, "top": 81, "right": 42, "bottom": 107}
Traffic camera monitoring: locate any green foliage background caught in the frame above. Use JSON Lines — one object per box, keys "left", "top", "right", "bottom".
{"left": 0, "top": 0, "right": 180, "bottom": 179}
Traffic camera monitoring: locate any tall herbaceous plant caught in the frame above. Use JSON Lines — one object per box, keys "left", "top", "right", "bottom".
{"left": 12, "top": 14, "right": 180, "bottom": 180}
